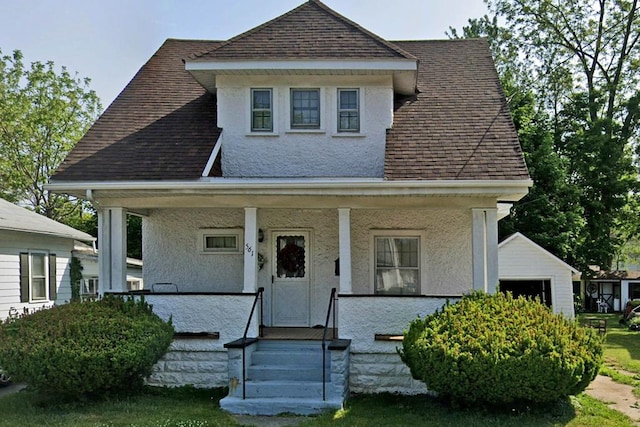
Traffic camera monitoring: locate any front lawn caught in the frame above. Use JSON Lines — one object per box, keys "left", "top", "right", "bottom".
{"left": 578, "top": 313, "right": 640, "bottom": 373}
{"left": 0, "top": 386, "right": 633, "bottom": 427}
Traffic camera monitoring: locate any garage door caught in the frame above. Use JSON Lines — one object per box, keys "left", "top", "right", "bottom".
{"left": 499, "top": 279, "right": 552, "bottom": 307}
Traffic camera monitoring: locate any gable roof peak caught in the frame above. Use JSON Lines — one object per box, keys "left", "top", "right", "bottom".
{"left": 190, "top": 0, "right": 416, "bottom": 61}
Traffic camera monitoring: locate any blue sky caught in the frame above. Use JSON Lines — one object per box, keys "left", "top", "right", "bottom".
{"left": 0, "top": 0, "right": 488, "bottom": 108}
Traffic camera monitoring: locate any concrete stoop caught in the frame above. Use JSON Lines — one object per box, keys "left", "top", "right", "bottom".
{"left": 220, "top": 339, "right": 349, "bottom": 415}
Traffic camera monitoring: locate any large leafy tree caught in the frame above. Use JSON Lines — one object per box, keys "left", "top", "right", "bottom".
{"left": 454, "top": 0, "right": 640, "bottom": 270}
{"left": 0, "top": 49, "right": 101, "bottom": 223}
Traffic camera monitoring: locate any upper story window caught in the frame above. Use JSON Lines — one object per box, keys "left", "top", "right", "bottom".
{"left": 337, "top": 89, "right": 359, "bottom": 132}
{"left": 291, "top": 89, "right": 320, "bottom": 129}
{"left": 251, "top": 89, "right": 273, "bottom": 132}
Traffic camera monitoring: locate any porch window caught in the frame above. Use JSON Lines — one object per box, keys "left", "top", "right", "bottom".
{"left": 251, "top": 89, "right": 272, "bottom": 132}
{"left": 199, "top": 229, "right": 243, "bottom": 254}
{"left": 291, "top": 89, "right": 320, "bottom": 128}
{"left": 374, "top": 236, "right": 419, "bottom": 295}
{"left": 337, "top": 89, "right": 359, "bottom": 132}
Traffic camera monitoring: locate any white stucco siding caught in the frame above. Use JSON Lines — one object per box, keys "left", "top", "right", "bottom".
{"left": 0, "top": 230, "right": 73, "bottom": 320}
{"left": 498, "top": 235, "right": 575, "bottom": 318}
{"left": 350, "top": 208, "right": 473, "bottom": 295}
{"left": 217, "top": 75, "right": 393, "bottom": 178}
{"left": 143, "top": 208, "right": 245, "bottom": 292}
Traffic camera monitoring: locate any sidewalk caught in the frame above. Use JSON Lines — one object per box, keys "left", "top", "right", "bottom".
{"left": 0, "top": 383, "right": 25, "bottom": 397}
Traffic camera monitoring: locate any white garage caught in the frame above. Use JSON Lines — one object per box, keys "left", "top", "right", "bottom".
{"left": 498, "top": 232, "right": 578, "bottom": 319}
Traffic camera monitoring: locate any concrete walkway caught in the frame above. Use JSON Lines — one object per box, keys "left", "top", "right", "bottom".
{"left": 585, "top": 375, "right": 640, "bottom": 425}
{"left": 0, "top": 383, "right": 25, "bottom": 397}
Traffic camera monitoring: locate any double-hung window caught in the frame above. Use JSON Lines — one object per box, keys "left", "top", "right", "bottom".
{"left": 374, "top": 236, "right": 419, "bottom": 295}
{"left": 291, "top": 89, "right": 320, "bottom": 129}
{"left": 337, "top": 89, "right": 359, "bottom": 132}
{"left": 19, "top": 252, "right": 55, "bottom": 302}
{"left": 251, "top": 89, "right": 273, "bottom": 132}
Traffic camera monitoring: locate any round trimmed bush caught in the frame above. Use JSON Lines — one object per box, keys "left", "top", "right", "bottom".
{"left": 0, "top": 295, "right": 173, "bottom": 398}
{"left": 398, "top": 292, "right": 602, "bottom": 407}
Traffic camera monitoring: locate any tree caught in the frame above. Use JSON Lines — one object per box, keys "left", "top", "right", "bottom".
{"left": 450, "top": 17, "right": 584, "bottom": 266}
{"left": 0, "top": 49, "right": 101, "bottom": 223}
{"left": 485, "top": 0, "right": 640, "bottom": 270}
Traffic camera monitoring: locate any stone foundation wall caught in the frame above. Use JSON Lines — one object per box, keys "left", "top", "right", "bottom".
{"left": 349, "top": 352, "right": 428, "bottom": 395}
{"left": 148, "top": 339, "right": 229, "bottom": 388}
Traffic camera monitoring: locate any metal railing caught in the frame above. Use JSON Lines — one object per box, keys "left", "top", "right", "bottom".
{"left": 241, "top": 287, "right": 264, "bottom": 399}
{"left": 321, "top": 287, "right": 337, "bottom": 400}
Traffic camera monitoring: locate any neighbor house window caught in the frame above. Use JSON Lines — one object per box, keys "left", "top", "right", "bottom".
{"left": 83, "top": 277, "right": 99, "bottom": 296}
{"left": 199, "top": 229, "right": 243, "bottom": 254}
{"left": 374, "top": 236, "right": 419, "bottom": 295}
{"left": 291, "top": 89, "right": 320, "bottom": 128}
{"left": 630, "top": 283, "right": 640, "bottom": 300}
{"left": 127, "top": 280, "right": 143, "bottom": 291}
{"left": 337, "top": 89, "right": 359, "bottom": 132}
{"left": 19, "top": 252, "right": 55, "bottom": 303}
{"left": 251, "top": 89, "right": 273, "bottom": 132}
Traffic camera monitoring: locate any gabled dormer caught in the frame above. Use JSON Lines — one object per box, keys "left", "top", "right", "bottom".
{"left": 184, "top": 0, "right": 418, "bottom": 178}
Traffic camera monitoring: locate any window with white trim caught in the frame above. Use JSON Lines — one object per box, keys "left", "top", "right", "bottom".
{"left": 127, "top": 279, "right": 143, "bottom": 291}
{"left": 374, "top": 236, "right": 419, "bottom": 295}
{"left": 337, "top": 89, "right": 359, "bottom": 132}
{"left": 291, "top": 88, "right": 320, "bottom": 128}
{"left": 199, "top": 229, "right": 244, "bottom": 254}
{"left": 30, "top": 252, "right": 48, "bottom": 301}
{"left": 83, "top": 277, "right": 99, "bottom": 296}
{"left": 251, "top": 88, "right": 273, "bottom": 132}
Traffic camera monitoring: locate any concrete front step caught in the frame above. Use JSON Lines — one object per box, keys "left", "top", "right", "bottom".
{"left": 219, "top": 396, "right": 343, "bottom": 416}
{"left": 245, "top": 380, "right": 324, "bottom": 398}
{"left": 247, "top": 365, "right": 329, "bottom": 381}
{"left": 251, "top": 350, "right": 327, "bottom": 367}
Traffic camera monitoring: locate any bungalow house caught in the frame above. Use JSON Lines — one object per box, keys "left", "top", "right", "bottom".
{"left": 72, "top": 241, "right": 143, "bottom": 299}
{"left": 48, "top": 0, "right": 530, "bottom": 415}
{"left": 0, "top": 198, "right": 94, "bottom": 320}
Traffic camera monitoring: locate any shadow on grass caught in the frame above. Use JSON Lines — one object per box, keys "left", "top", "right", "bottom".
{"left": 303, "top": 393, "right": 577, "bottom": 427}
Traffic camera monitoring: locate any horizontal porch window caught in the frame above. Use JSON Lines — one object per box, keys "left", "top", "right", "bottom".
{"left": 374, "top": 236, "right": 419, "bottom": 295}
{"left": 199, "top": 228, "right": 243, "bottom": 254}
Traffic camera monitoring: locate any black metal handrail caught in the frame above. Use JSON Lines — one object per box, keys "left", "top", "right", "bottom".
{"left": 242, "top": 287, "right": 264, "bottom": 399}
{"left": 321, "top": 287, "right": 337, "bottom": 401}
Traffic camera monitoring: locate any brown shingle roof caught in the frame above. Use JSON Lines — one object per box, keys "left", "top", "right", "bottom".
{"left": 191, "top": 0, "right": 415, "bottom": 61}
{"left": 384, "top": 39, "right": 529, "bottom": 181}
{"left": 52, "top": 39, "right": 223, "bottom": 181}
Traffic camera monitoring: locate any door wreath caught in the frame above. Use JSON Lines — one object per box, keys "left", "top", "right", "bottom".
{"left": 278, "top": 242, "right": 305, "bottom": 276}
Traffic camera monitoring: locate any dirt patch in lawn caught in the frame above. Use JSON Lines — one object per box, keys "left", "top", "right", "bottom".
{"left": 586, "top": 375, "right": 640, "bottom": 424}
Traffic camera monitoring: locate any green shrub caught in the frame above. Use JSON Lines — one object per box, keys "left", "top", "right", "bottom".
{"left": 399, "top": 291, "right": 602, "bottom": 407}
{"left": 0, "top": 295, "right": 173, "bottom": 398}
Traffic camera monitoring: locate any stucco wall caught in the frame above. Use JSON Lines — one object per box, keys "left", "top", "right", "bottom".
{"left": 143, "top": 206, "right": 474, "bottom": 326}
{"left": 216, "top": 74, "right": 393, "bottom": 178}
{"left": 339, "top": 296, "right": 456, "bottom": 394}
{"left": 498, "top": 236, "right": 575, "bottom": 318}
{"left": 0, "top": 229, "right": 73, "bottom": 320}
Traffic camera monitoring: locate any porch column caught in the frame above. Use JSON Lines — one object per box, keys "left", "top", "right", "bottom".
{"left": 338, "top": 208, "right": 352, "bottom": 294}
{"left": 472, "top": 208, "right": 498, "bottom": 294}
{"left": 243, "top": 207, "right": 258, "bottom": 293}
{"left": 98, "top": 207, "right": 127, "bottom": 294}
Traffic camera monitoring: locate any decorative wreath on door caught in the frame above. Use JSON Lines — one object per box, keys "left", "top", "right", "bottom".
{"left": 587, "top": 283, "right": 597, "bottom": 295}
{"left": 278, "top": 242, "right": 305, "bottom": 275}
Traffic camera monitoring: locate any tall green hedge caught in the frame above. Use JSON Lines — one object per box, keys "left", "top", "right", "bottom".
{"left": 0, "top": 295, "right": 173, "bottom": 398}
{"left": 399, "top": 292, "right": 602, "bottom": 407}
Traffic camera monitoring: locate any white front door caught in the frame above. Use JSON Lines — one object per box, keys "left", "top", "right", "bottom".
{"left": 272, "top": 231, "right": 310, "bottom": 326}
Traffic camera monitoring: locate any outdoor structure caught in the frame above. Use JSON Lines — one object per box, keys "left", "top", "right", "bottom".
{"left": 498, "top": 232, "right": 577, "bottom": 319}
{"left": 72, "top": 241, "right": 143, "bottom": 300}
{"left": 48, "top": 0, "right": 530, "bottom": 415}
{"left": 0, "top": 198, "right": 94, "bottom": 320}
{"left": 578, "top": 270, "right": 640, "bottom": 313}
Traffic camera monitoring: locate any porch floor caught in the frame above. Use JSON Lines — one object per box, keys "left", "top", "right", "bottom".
{"left": 261, "top": 327, "right": 338, "bottom": 340}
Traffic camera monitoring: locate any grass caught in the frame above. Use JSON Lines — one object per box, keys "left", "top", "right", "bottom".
{"left": 0, "top": 313, "right": 635, "bottom": 426}
{"left": 0, "top": 386, "right": 633, "bottom": 427}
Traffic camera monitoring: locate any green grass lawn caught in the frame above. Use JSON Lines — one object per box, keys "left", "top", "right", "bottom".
{"left": 0, "top": 386, "right": 633, "bottom": 427}
{"left": 0, "top": 313, "right": 635, "bottom": 427}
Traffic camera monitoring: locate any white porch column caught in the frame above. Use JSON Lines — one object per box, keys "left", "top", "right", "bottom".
{"left": 243, "top": 207, "right": 258, "bottom": 293}
{"left": 98, "top": 207, "right": 127, "bottom": 294}
{"left": 338, "top": 208, "right": 352, "bottom": 294}
{"left": 472, "top": 208, "right": 498, "bottom": 294}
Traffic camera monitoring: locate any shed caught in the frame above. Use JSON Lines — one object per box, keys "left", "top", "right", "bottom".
{"left": 498, "top": 232, "right": 577, "bottom": 319}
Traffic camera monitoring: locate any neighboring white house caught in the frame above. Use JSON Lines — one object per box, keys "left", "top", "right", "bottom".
{"left": 72, "top": 241, "right": 143, "bottom": 299}
{"left": 47, "top": 0, "right": 531, "bottom": 415}
{"left": 498, "top": 232, "right": 577, "bottom": 319}
{"left": 0, "top": 198, "right": 94, "bottom": 320}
